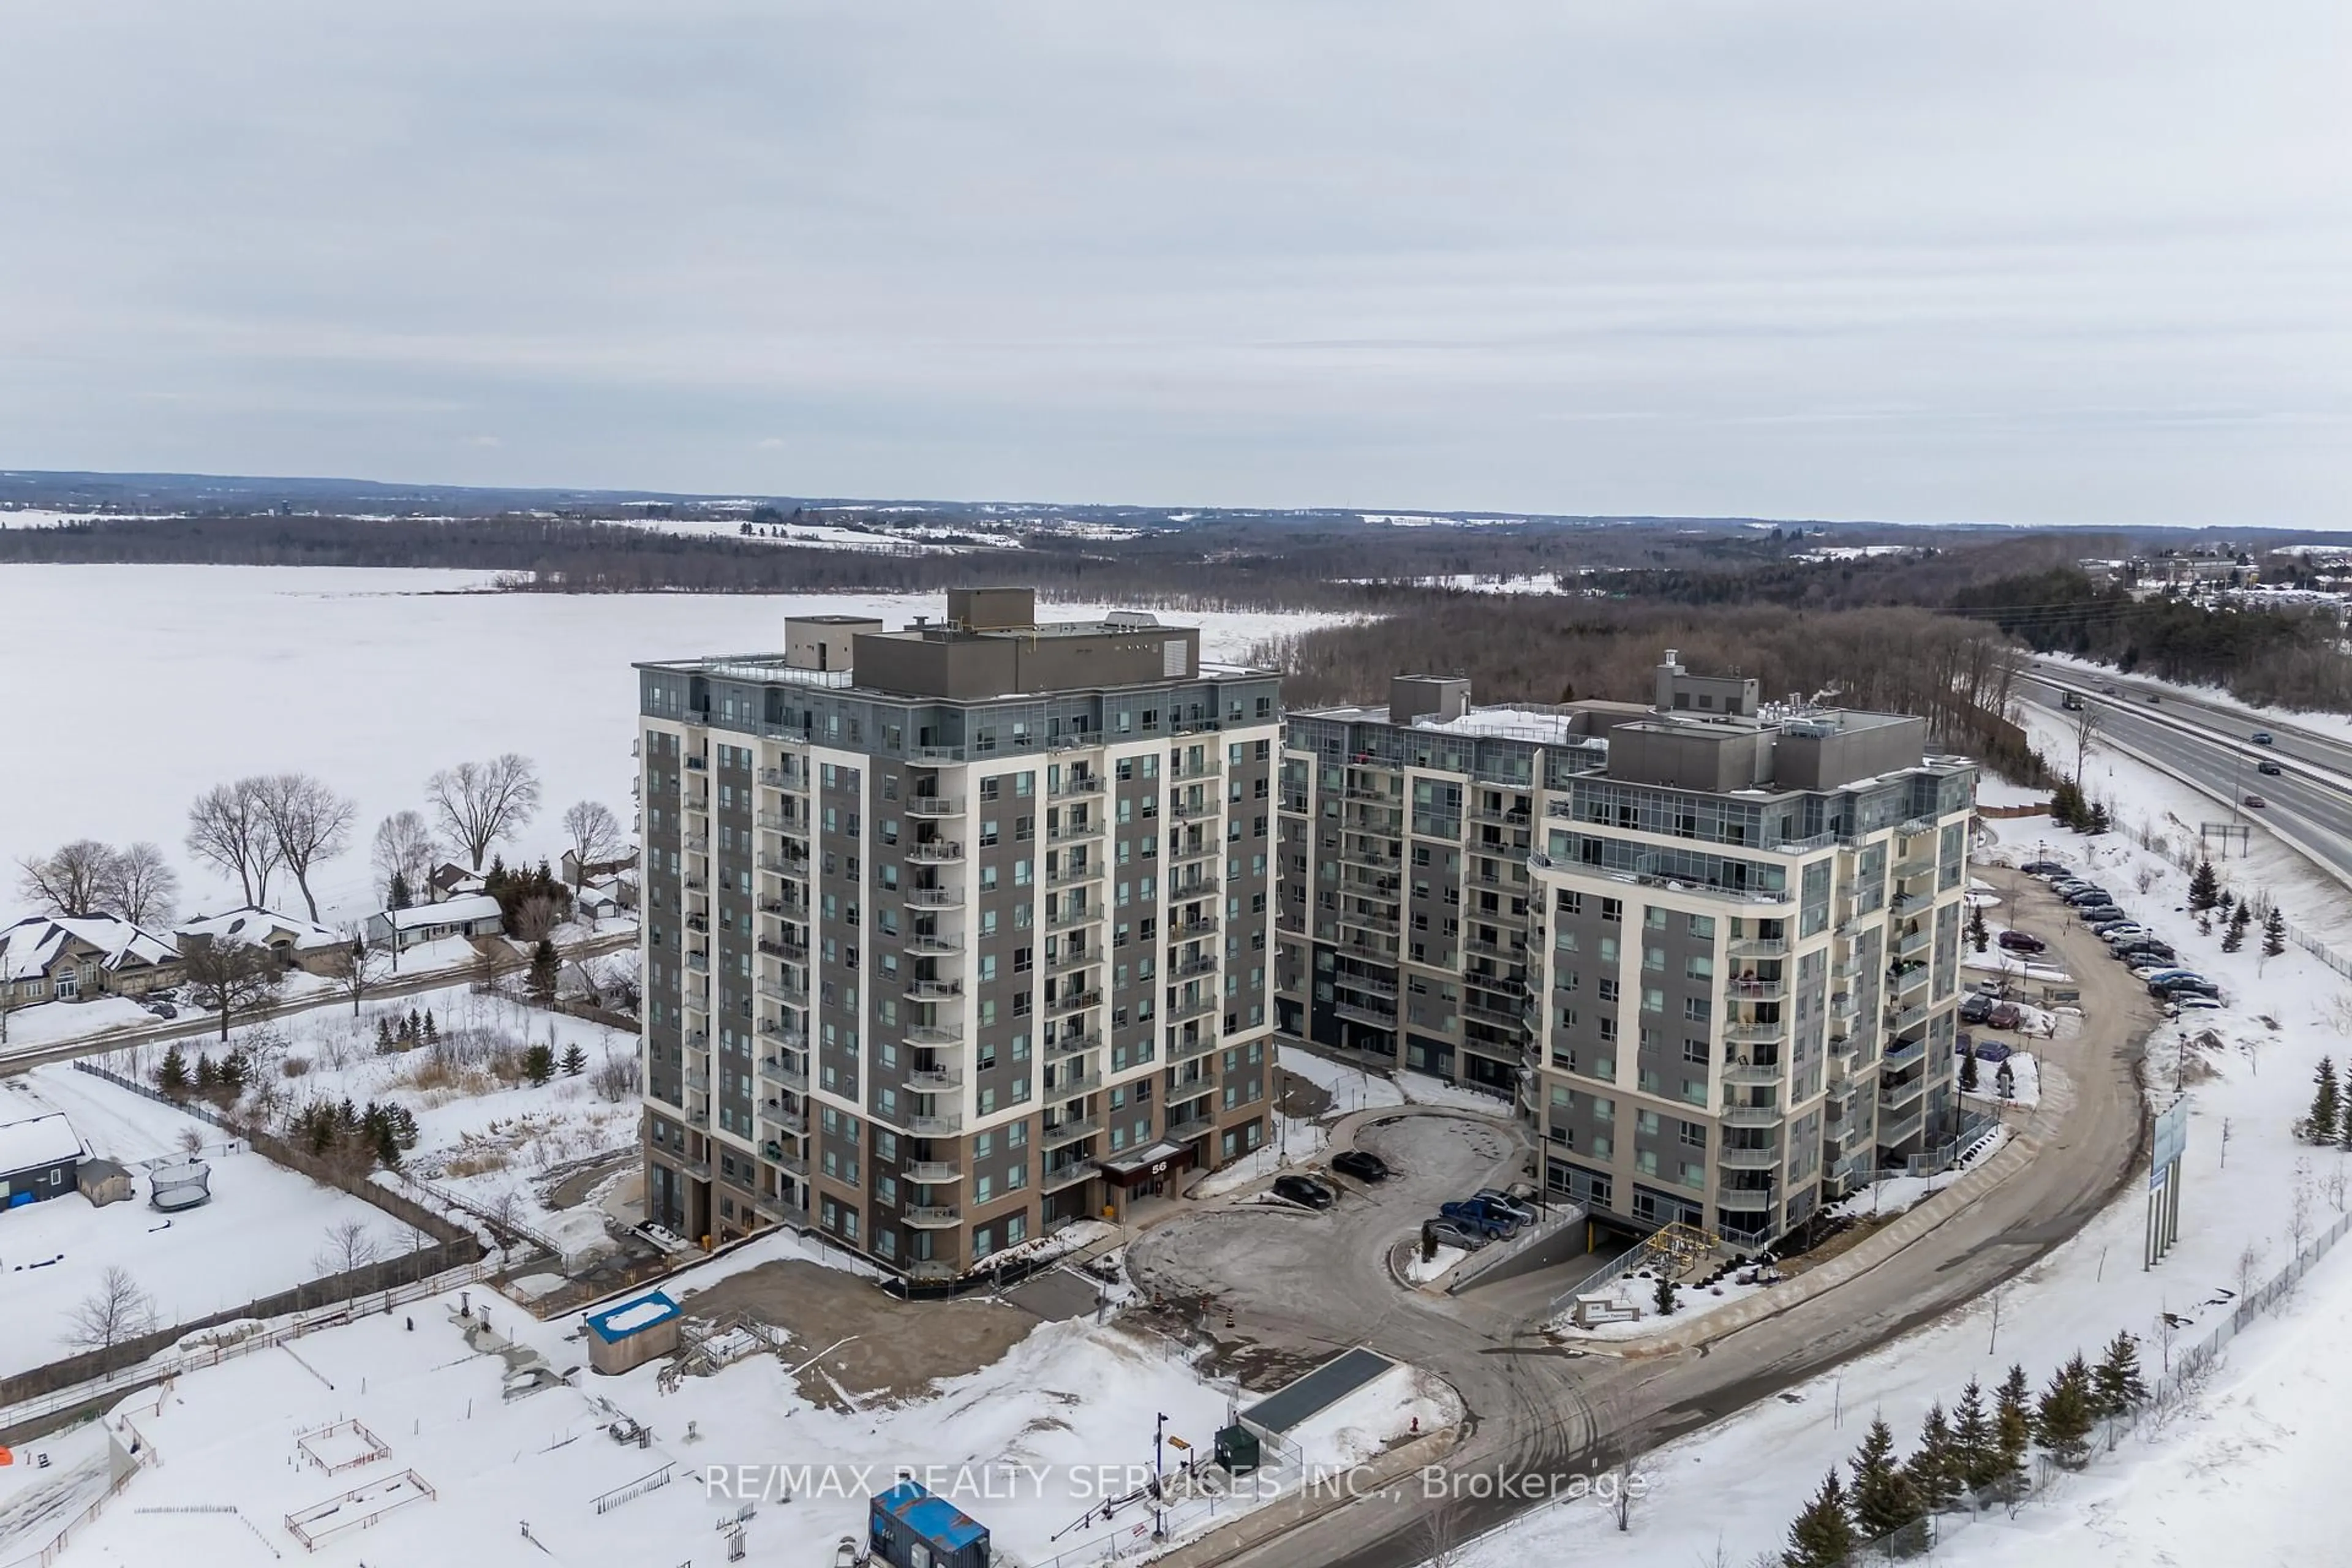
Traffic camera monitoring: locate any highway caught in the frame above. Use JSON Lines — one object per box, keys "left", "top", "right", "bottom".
{"left": 2018, "top": 657, "right": 2352, "bottom": 888}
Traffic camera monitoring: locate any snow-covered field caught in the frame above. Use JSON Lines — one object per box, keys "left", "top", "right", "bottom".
{"left": 1455, "top": 737, "right": 2352, "bottom": 1565}
{"left": 0, "top": 1068, "right": 401, "bottom": 1378}
{"left": 0, "top": 567, "right": 1348, "bottom": 931}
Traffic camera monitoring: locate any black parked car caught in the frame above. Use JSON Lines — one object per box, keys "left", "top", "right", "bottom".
{"left": 1272, "top": 1174, "right": 1336, "bottom": 1209}
{"left": 1332, "top": 1149, "right": 1390, "bottom": 1183}
{"left": 2116, "top": 941, "right": 2176, "bottom": 964}
{"left": 2020, "top": 860, "right": 2070, "bottom": 876}
{"left": 1959, "top": 994, "right": 1995, "bottom": 1024}
{"left": 2148, "top": 976, "right": 2218, "bottom": 1000}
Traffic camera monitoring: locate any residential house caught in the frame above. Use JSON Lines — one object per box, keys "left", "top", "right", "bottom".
{"left": 175, "top": 907, "right": 348, "bottom": 976}
{"left": 428, "top": 862, "right": 487, "bottom": 903}
{"left": 0, "top": 914, "right": 183, "bottom": 1004}
{"left": 366, "top": 892, "right": 505, "bottom": 952}
{"left": 1, "top": 1110, "right": 83, "bottom": 1210}
{"left": 562, "top": 846, "right": 637, "bottom": 887}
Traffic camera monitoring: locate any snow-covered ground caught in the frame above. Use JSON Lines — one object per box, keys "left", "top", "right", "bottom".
{"left": 1453, "top": 733, "right": 2352, "bottom": 1565}
{"left": 0, "top": 1068, "right": 402, "bottom": 1379}
{"left": 0, "top": 567, "right": 1349, "bottom": 932}
{"left": 24, "top": 1255, "right": 1439, "bottom": 1567}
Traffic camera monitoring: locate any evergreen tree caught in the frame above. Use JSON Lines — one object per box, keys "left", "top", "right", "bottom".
{"left": 1653, "top": 1272, "right": 1677, "bottom": 1316}
{"left": 2307, "top": 1057, "right": 2341, "bottom": 1145}
{"left": 2091, "top": 1331, "right": 2148, "bottom": 1417}
{"left": 523, "top": 1042, "right": 556, "bottom": 1085}
{"left": 218, "top": 1047, "right": 249, "bottom": 1097}
{"left": 1951, "top": 1379, "right": 1997, "bottom": 1496}
{"left": 194, "top": 1052, "right": 216, "bottom": 1094}
{"left": 397, "top": 1012, "right": 416, "bottom": 1044}
{"left": 528, "top": 937, "right": 560, "bottom": 1004}
{"left": 2188, "top": 858, "right": 2219, "bottom": 911}
{"left": 388, "top": 869, "right": 413, "bottom": 910}
{"left": 560, "top": 1042, "right": 587, "bottom": 1077}
{"left": 375, "top": 1014, "right": 396, "bottom": 1052}
{"left": 1968, "top": 902, "right": 1988, "bottom": 954}
{"left": 1848, "top": 1415, "right": 1921, "bottom": 1540}
{"left": 157, "top": 1043, "right": 190, "bottom": 1098}
{"left": 1992, "top": 1365, "right": 2034, "bottom": 1497}
{"left": 1906, "top": 1403, "right": 1962, "bottom": 1513}
{"left": 2049, "top": 779, "right": 2084, "bottom": 830}
{"left": 408, "top": 1006, "right": 423, "bottom": 1039}
{"left": 2263, "top": 906, "right": 2286, "bottom": 959}
{"left": 1960, "top": 1047, "right": 1980, "bottom": 1093}
{"left": 2085, "top": 800, "right": 2111, "bottom": 835}
{"left": 2223, "top": 902, "right": 2250, "bottom": 954}
{"left": 422, "top": 1009, "right": 437, "bottom": 1043}
{"left": 336, "top": 1096, "right": 361, "bottom": 1133}
{"left": 1782, "top": 1469, "right": 1856, "bottom": 1568}
{"left": 2218, "top": 889, "right": 2236, "bottom": 918}
{"left": 2035, "top": 1354, "right": 2097, "bottom": 1469}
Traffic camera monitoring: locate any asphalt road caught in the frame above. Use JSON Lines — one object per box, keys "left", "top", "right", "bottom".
{"left": 2018, "top": 660, "right": 2352, "bottom": 886}
{"left": 1149, "top": 869, "right": 2152, "bottom": 1568}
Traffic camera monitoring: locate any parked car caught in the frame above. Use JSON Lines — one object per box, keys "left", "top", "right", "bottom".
{"left": 1959, "top": 994, "right": 1995, "bottom": 1024}
{"left": 1332, "top": 1149, "right": 1390, "bottom": 1183}
{"left": 1997, "top": 930, "right": 2046, "bottom": 954}
{"left": 2252, "top": 731, "right": 2274, "bottom": 745}
{"left": 2171, "top": 996, "right": 2225, "bottom": 1012}
{"left": 2149, "top": 976, "right": 2219, "bottom": 999}
{"left": 143, "top": 1000, "right": 178, "bottom": 1019}
{"left": 1985, "top": 1002, "right": 2024, "bottom": 1030}
{"left": 2258, "top": 761, "right": 2283, "bottom": 776}
{"left": 2019, "top": 860, "right": 2069, "bottom": 876}
{"left": 2244, "top": 795, "right": 2266, "bottom": 810}
{"left": 2062, "top": 887, "right": 2114, "bottom": 906}
{"left": 2133, "top": 962, "right": 2199, "bottom": 982}
{"left": 1438, "top": 1199, "right": 1520, "bottom": 1238}
{"left": 1473, "top": 1188, "right": 1540, "bottom": 1227}
{"left": 2117, "top": 943, "right": 2177, "bottom": 966}
{"left": 1423, "top": 1218, "right": 1492, "bottom": 1252}
{"left": 2095, "top": 924, "right": 2148, "bottom": 944}
{"left": 1273, "top": 1174, "right": 1336, "bottom": 1209}
{"left": 1969, "top": 1038, "right": 2015, "bottom": 1064}
{"left": 2085, "top": 914, "right": 2138, "bottom": 932}
{"left": 2076, "top": 907, "right": 2128, "bottom": 927}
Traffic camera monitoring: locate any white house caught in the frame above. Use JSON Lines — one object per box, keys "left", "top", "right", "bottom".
{"left": 365, "top": 892, "right": 505, "bottom": 952}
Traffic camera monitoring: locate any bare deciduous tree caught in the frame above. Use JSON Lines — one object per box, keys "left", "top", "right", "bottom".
{"left": 512, "top": 893, "right": 563, "bottom": 944}
{"left": 182, "top": 935, "right": 285, "bottom": 1043}
{"left": 187, "top": 779, "right": 282, "bottom": 907}
{"left": 371, "top": 809, "right": 437, "bottom": 904}
{"left": 319, "top": 932, "right": 391, "bottom": 1017}
{"left": 2290, "top": 1160, "right": 2315, "bottom": 1257}
{"left": 256, "top": 773, "right": 355, "bottom": 921}
{"left": 428, "top": 754, "right": 542, "bottom": 872}
{"left": 15, "top": 839, "right": 120, "bottom": 916}
{"left": 103, "top": 842, "right": 180, "bottom": 924}
{"left": 560, "top": 799, "right": 625, "bottom": 886}
{"left": 67, "top": 1266, "right": 158, "bottom": 1351}
{"left": 314, "top": 1219, "right": 381, "bottom": 1276}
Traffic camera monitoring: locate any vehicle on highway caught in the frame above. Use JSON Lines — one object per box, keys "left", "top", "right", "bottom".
{"left": 1273, "top": 1174, "right": 1336, "bottom": 1209}
{"left": 1997, "top": 930, "right": 2046, "bottom": 953}
{"left": 2244, "top": 795, "right": 2266, "bottom": 809}
{"left": 1331, "top": 1149, "right": 1390, "bottom": 1183}
{"left": 1438, "top": 1198, "right": 1520, "bottom": 1238}
{"left": 2146, "top": 693, "right": 2162, "bottom": 704}
{"left": 2258, "top": 761, "right": 2282, "bottom": 776}
{"left": 1472, "top": 1188, "right": 1540, "bottom": 1227}
{"left": 2100, "top": 684, "right": 2117, "bottom": 695}
{"left": 2252, "top": 731, "right": 2274, "bottom": 745}
{"left": 2061, "top": 691, "right": 2084, "bottom": 712}
{"left": 1422, "top": 1218, "right": 1492, "bottom": 1251}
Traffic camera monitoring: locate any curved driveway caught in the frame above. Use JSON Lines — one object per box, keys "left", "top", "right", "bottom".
{"left": 1148, "top": 867, "right": 2152, "bottom": 1568}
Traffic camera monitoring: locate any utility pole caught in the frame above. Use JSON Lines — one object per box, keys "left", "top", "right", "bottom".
{"left": 1153, "top": 1411, "right": 1169, "bottom": 1540}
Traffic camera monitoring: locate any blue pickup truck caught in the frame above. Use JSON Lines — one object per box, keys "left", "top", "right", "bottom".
{"left": 1438, "top": 1198, "right": 1520, "bottom": 1239}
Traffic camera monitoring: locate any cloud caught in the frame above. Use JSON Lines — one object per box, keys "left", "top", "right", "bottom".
{"left": 0, "top": 1, "right": 2346, "bottom": 524}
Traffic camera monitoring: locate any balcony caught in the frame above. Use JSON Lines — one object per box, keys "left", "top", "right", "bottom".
{"left": 1042, "top": 1160, "right": 1097, "bottom": 1194}
{"left": 1170, "top": 798, "right": 1220, "bottom": 822}
{"left": 1167, "top": 992, "right": 1217, "bottom": 1022}
{"left": 1048, "top": 820, "right": 1106, "bottom": 845}
{"left": 904, "top": 886, "right": 966, "bottom": 909}
{"left": 1046, "top": 861, "right": 1106, "bottom": 888}
{"left": 909, "top": 1111, "right": 963, "bottom": 1137}
{"left": 685, "top": 949, "right": 709, "bottom": 973}
{"left": 1049, "top": 774, "right": 1105, "bottom": 798}
{"left": 1879, "top": 1070, "right": 1928, "bottom": 1111}
{"left": 1878, "top": 1109, "right": 1926, "bottom": 1146}
{"left": 1725, "top": 978, "right": 1787, "bottom": 1005}
{"left": 1716, "top": 1186, "right": 1776, "bottom": 1212}
{"left": 1719, "top": 1103, "right": 1783, "bottom": 1127}
{"left": 1725, "top": 1019, "right": 1789, "bottom": 1047}
{"left": 757, "top": 810, "right": 807, "bottom": 836}
{"left": 756, "top": 1019, "right": 807, "bottom": 1049}
{"left": 905, "top": 1161, "right": 963, "bottom": 1184}
{"left": 1047, "top": 946, "right": 1097, "bottom": 976}
{"left": 1728, "top": 937, "right": 1789, "bottom": 960}
{"left": 1886, "top": 1002, "right": 1929, "bottom": 1035}
{"left": 1340, "top": 842, "right": 1401, "bottom": 870}
{"left": 1722, "top": 1060, "right": 1782, "bottom": 1087}
{"left": 905, "top": 840, "right": 965, "bottom": 864}
{"left": 1332, "top": 1000, "right": 1395, "bottom": 1029}
{"left": 1167, "top": 839, "right": 1220, "bottom": 867}
{"left": 1165, "top": 1115, "right": 1216, "bottom": 1144}
{"left": 904, "top": 978, "right": 964, "bottom": 1002}
{"left": 1046, "top": 1067, "right": 1102, "bottom": 1097}
{"left": 757, "top": 936, "right": 809, "bottom": 963}
{"left": 906, "top": 930, "right": 964, "bottom": 956}
{"left": 762, "top": 1104, "right": 807, "bottom": 1136}
{"left": 1883, "top": 1035, "right": 1927, "bottom": 1066}
{"left": 756, "top": 978, "right": 807, "bottom": 1006}
{"left": 1167, "top": 1032, "right": 1219, "bottom": 1063}
{"left": 1047, "top": 902, "right": 1098, "bottom": 930}
{"left": 1717, "top": 1145, "right": 1781, "bottom": 1170}
{"left": 1333, "top": 968, "right": 1396, "bottom": 998}
{"left": 1041, "top": 1117, "right": 1102, "bottom": 1148}
{"left": 1167, "top": 954, "right": 1218, "bottom": 982}
{"left": 1045, "top": 1031, "right": 1101, "bottom": 1061}
{"left": 908, "top": 1065, "right": 963, "bottom": 1092}
{"left": 759, "top": 1057, "right": 807, "bottom": 1093}
{"left": 1167, "top": 876, "right": 1221, "bottom": 902}
{"left": 1889, "top": 963, "right": 1931, "bottom": 998}
{"left": 907, "top": 796, "right": 964, "bottom": 818}
{"left": 906, "top": 1022, "right": 965, "bottom": 1047}
{"left": 1169, "top": 916, "right": 1219, "bottom": 941}
{"left": 903, "top": 1205, "right": 962, "bottom": 1229}
{"left": 1050, "top": 987, "right": 1102, "bottom": 1012}
{"left": 1893, "top": 925, "right": 1933, "bottom": 960}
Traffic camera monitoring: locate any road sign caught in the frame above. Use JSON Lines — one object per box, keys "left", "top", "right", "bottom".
{"left": 2150, "top": 1099, "right": 2189, "bottom": 1188}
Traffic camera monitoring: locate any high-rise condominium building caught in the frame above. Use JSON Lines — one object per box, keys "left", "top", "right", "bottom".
{"left": 1523, "top": 654, "right": 1978, "bottom": 1250}
{"left": 634, "top": 589, "right": 1283, "bottom": 1282}
{"left": 1274, "top": 676, "right": 1648, "bottom": 1093}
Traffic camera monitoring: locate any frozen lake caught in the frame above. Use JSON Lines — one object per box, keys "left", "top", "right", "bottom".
{"left": 0, "top": 565, "right": 1336, "bottom": 926}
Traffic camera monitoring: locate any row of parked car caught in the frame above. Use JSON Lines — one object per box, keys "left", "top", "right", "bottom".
{"left": 2016, "top": 861, "right": 2223, "bottom": 1011}
{"left": 1425, "top": 1184, "right": 1544, "bottom": 1250}
{"left": 1268, "top": 1148, "right": 1394, "bottom": 1211}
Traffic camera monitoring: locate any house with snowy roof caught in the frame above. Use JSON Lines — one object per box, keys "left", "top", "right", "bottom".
{"left": 364, "top": 891, "right": 504, "bottom": 952}
{"left": 0, "top": 1109, "right": 85, "bottom": 1209}
{"left": 426, "top": 861, "right": 488, "bottom": 902}
{"left": 175, "top": 907, "right": 349, "bottom": 975}
{"left": 0, "top": 913, "right": 183, "bottom": 1005}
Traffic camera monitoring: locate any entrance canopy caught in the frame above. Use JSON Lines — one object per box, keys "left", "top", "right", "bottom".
{"left": 1096, "top": 1138, "right": 1193, "bottom": 1189}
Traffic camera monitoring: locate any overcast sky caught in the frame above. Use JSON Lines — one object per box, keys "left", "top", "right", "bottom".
{"left": 3, "top": 2, "right": 2347, "bottom": 526}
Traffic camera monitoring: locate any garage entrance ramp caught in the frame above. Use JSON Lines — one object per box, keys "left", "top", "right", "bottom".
{"left": 1238, "top": 1346, "right": 1396, "bottom": 1434}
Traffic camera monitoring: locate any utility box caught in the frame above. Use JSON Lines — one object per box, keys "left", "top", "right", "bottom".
{"left": 582, "top": 1291, "right": 684, "bottom": 1376}
{"left": 1213, "top": 1425, "right": 1261, "bottom": 1476}
{"left": 869, "top": 1480, "right": 990, "bottom": 1568}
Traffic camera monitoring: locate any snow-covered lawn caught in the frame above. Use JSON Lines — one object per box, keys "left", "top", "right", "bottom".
{"left": 0, "top": 1069, "right": 405, "bottom": 1379}
{"left": 1553, "top": 1265, "right": 1781, "bottom": 1341}
{"left": 1458, "top": 738, "right": 2352, "bottom": 1564}
{"left": 0, "top": 566, "right": 1350, "bottom": 930}
{"left": 38, "top": 1256, "right": 1439, "bottom": 1567}
{"left": 1395, "top": 1072, "right": 1515, "bottom": 1115}
{"left": 1276, "top": 1045, "right": 1408, "bottom": 1116}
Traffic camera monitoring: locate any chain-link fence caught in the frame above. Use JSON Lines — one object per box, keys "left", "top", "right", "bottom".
{"left": 1847, "top": 1204, "right": 2352, "bottom": 1562}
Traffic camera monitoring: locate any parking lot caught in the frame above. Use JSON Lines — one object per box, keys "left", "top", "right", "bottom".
{"left": 1126, "top": 1109, "right": 1532, "bottom": 1385}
